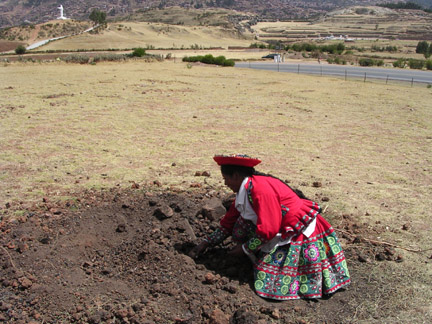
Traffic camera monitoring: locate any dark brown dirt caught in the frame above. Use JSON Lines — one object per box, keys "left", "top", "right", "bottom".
{"left": 0, "top": 186, "right": 408, "bottom": 324}
{"left": 0, "top": 40, "right": 26, "bottom": 53}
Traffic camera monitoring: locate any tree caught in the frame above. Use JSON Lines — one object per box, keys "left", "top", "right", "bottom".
{"left": 15, "top": 45, "right": 26, "bottom": 55}
{"left": 416, "top": 41, "right": 431, "bottom": 59}
{"left": 416, "top": 41, "right": 429, "bottom": 54}
{"left": 89, "top": 9, "right": 107, "bottom": 25}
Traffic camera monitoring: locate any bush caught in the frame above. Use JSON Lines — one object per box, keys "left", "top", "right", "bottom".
{"left": 92, "top": 54, "right": 126, "bottom": 62}
{"left": 222, "top": 59, "right": 235, "bottom": 67}
{"left": 408, "top": 59, "right": 425, "bottom": 70}
{"left": 415, "top": 41, "right": 429, "bottom": 54}
{"left": 426, "top": 60, "right": 432, "bottom": 70}
{"left": 131, "top": 47, "right": 146, "bottom": 57}
{"left": 182, "top": 54, "right": 234, "bottom": 67}
{"left": 393, "top": 58, "right": 406, "bottom": 68}
{"left": 64, "top": 54, "right": 91, "bottom": 64}
{"left": 15, "top": 45, "right": 26, "bottom": 55}
{"left": 359, "top": 58, "right": 375, "bottom": 66}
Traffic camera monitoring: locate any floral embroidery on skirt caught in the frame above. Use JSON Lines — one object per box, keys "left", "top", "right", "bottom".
{"left": 253, "top": 227, "right": 350, "bottom": 300}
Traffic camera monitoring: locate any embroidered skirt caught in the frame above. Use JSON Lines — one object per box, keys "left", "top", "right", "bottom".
{"left": 253, "top": 216, "right": 350, "bottom": 300}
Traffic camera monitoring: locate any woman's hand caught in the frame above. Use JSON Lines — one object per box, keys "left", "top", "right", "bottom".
{"left": 188, "top": 241, "right": 209, "bottom": 259}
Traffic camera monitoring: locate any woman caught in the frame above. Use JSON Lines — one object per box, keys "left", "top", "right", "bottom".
{"left": 189, "top": 154, "right": 350, "bottom": 300}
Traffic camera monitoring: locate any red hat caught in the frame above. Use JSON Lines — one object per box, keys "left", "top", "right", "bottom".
{"left": 213, "top": 154, "right": 261, "bottom": 167}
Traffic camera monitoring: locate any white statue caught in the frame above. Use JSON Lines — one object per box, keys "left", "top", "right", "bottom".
{"left": 57, "top": 5, "right": 67, "bottom": 20}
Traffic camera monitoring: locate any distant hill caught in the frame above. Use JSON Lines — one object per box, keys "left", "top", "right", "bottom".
{"left": 0, "top": 0, "right": 422, "bottom": 29}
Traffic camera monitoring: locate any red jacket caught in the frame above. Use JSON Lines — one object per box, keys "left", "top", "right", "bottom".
{"left": 220, "top": 175, "right": 320, "bottom": 243}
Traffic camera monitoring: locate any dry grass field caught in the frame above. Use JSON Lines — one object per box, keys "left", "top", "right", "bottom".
{"left": 1, "top": 53, "right": 432, "bottom": 322}
{"left": 38, "top": 21, "right": 254, "bottom": 51}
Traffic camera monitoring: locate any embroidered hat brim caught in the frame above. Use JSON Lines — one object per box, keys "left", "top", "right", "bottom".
{"left": 213, "top": 154, "right": 261, "bottom": 167}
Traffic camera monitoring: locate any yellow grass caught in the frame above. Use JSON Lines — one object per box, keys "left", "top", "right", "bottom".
{"left": 1, "top": 61, "right": 431, "bottom": 225}
{"left": 39, "top": 22, "right": 255, "bottom": 51}
{"left": 1, "top": 60, "right": 431, "bottom": 322}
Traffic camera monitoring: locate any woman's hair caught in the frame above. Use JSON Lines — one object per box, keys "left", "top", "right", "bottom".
{"left": 220, "top": 164, "right": 255, "bottom": 178}
{"left": 220, "top": 165, "right": 310, "bottom": 200}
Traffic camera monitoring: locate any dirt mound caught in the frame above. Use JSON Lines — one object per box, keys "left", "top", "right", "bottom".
{"left": 0, "top": 187, "right": 406, "bottom": 323}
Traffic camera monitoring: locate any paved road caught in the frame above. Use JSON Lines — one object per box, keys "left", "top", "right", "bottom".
{"left": 235, "top": 62, "right": 432, "bottom": 85}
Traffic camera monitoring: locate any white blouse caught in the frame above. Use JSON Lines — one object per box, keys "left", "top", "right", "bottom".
{"left": 235, "top": 177, "right": 316, "bottom": 253}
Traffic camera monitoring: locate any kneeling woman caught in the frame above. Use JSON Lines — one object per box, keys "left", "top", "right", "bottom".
{"left": 189, "top": 154, "right": 350, "bottom": 300}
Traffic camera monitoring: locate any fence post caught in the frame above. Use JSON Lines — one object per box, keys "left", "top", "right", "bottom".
{"left": 345, "top": 70, "right": 347, "bottom": 81}
{"left": 320, "top": 66, "right": 322, "bottom": 76}
{"left": 386, "top": 75, "right": 389, "bottom": 84}
{"left": 364, "top": 72, "right": 367, "bottom": 83}
{"left": 278, "top": 62, "right": 279, "bottom": 72}
{"left": 298, "top": 64, "right": 300, "bottom": 74}
{"left": 411, "top": 78, "right": 414, "bottom": 87}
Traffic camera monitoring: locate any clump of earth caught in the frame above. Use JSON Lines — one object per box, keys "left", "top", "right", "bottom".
{"left": 0, "top": 186, "right": 402, "bottom": 324}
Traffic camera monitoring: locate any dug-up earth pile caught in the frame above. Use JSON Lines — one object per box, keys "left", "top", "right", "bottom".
{"left": 0, "top": 186, "right": 421, "bottom": 324}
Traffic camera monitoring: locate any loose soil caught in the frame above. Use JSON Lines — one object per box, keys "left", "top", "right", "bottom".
{"left": 1, "top": 185, "right": 429, "bottom": 324}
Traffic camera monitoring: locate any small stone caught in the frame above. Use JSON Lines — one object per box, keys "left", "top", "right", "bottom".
{"left": 357, "top": 254, "right": 370, "bottom": 263}
{"left": 153, "top": 205, "right": 174, "bottom": 220}
{"left": 17, "top": 243, "right": 29, "bottom": 253}
{"left": 204, "top": 273, "right": 217, "bottom": 284}
{"left": 116, "top": 308, "right": 129, "bottom": 319}
{"left": 376, "top": 252, "right": 386, "bottom": 261}
{"left": 39, "top": 237, "right": 51, "bottom": 244}
{"left": 116, "top": 224, "right": 126, "bottom": 233}
{"left": 50, "top": 208, "right": 62, "bottom": 215}
{"left": 223, "top": 284, "right": 237, "bottom": 294}
{"left": 18, "top": 277, "right": 33, "bottom": 289}
{"left": 271, "top": 308, "right": 280, "bottom": 319}
{"left": 201, "top": 198, "right": 226, "bottom": 221}
{"left": 209, "top": 309, "right": 229, "bottom": 324}
{"left": 312, "top": 181, "right": 322, "bottom": 188}
{"left": 0, "top": 302, "right": 12, "bottom": 311}
{"left": 321, "top": 196, "right": 330, "bottom": 202}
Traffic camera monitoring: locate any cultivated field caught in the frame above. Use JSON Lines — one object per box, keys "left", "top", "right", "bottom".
{"left": 254, "top": 6, "right": 432, "bottom": 41}
{"left": 1, "top": 60, "right": 431, "bottom": 323}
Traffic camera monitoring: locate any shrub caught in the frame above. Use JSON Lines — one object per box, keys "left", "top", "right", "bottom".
{"left": 201, "top": 54, "right": 215, "bottom": 64}
{"left": 393, "top": 58, "right": 406, "bottom": 68}
{"left": 213, "top": 55, "right": 226, "bottom": 65}
{"left": 92, "top": 54, "right": 126, "bottom": 62}
{"left": 359, "top": 58, "right": 375, "bottom": 66}
{"left": 15, "top": 45, "right": 26, "bottom": 55}
{"left": 182, "top": 54, "right": 234, "bottom": 67}
{"left": 131, "top": 47, "right": 146, "bottom": 57}
{"left": 426, "top": 60, "right": 432, "bottom": 70}
{"left": 408, "top": 59, "right": 425, "bottom": 70}
{"left": 64, "top": 54, "right": 90, "bottom": 64}
{"left": 222, "top": 59, "right": 235, "bottom": 67}
{"left": 415, "top": 41, "right": 429, "bottom": 54}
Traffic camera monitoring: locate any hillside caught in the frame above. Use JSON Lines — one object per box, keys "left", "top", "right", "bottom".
{"left": 0, "top": 0, "right": 418, "bottom": 29}
{"left": 255, "top": 6, "right": 432, "bottom": 41}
